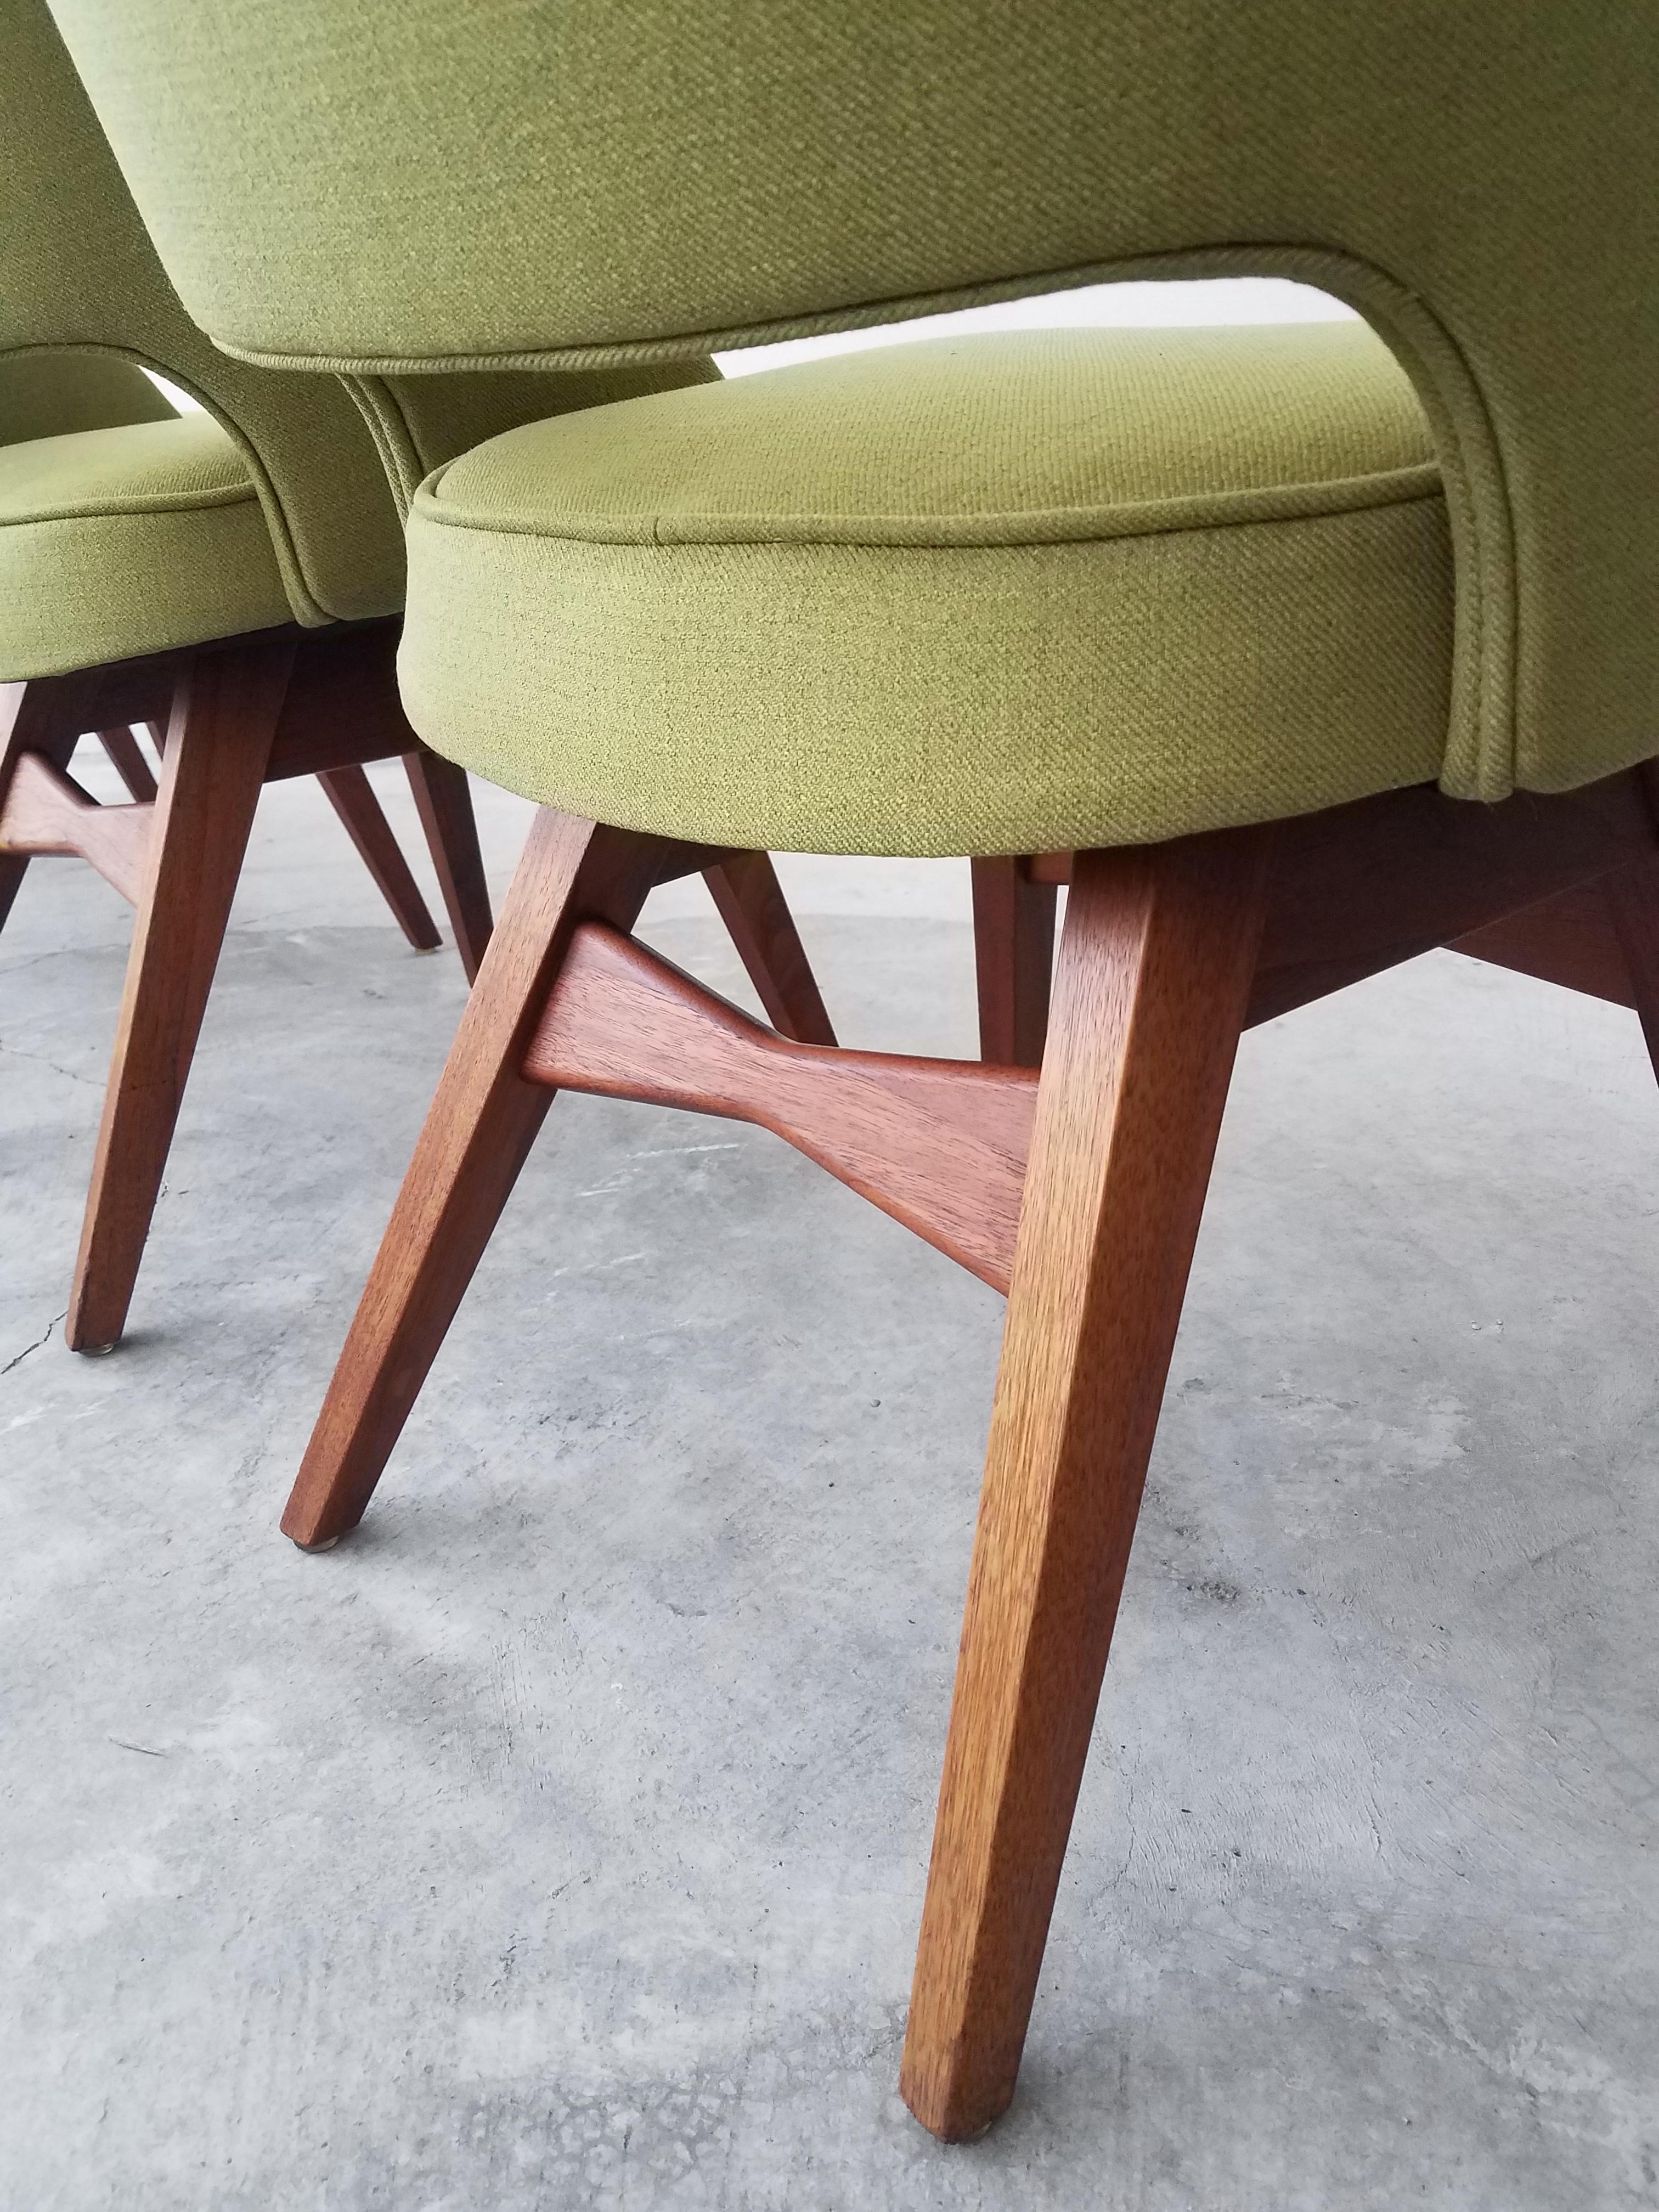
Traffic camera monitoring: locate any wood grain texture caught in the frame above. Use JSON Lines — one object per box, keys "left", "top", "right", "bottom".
{"left": 97, "top": 726, "right": 159, "bottom": 803}
{"left": 0, "top": 752, "right": 154, "bottom": 906}
{"left": 317, "top": 761, "right": 443, "bottom": 952}
{"left": 970, "top": 856, "right": 1057, "bottom": 1067}
{"left": 1249, "top": 772, "right": 1659, "bottom": 1025}
{"left": 66, "top": 639, "right": 297, "bottom": 1353}
{"left": 12, "top": 658, "right": 177, "bottom": 738}
{"left": 900, "top": 827, "right": 1273, "bottom": 2141}
{"left": 280, "top": 811, "right": 672, "bottom": 1550}
{"left": 1604, "top": 860, "right": 1659, "bottom": 1084}
{"left": 1024, "top": 852, "right": 1073, "bottom": 887}
{"left": 702, "top": 850, "right": 836, "bottom": 1046}
{"left": 0, "top": 676, "right": 110, "bottom": 933}
{"left": 404, "top": 748, "right": 494, "bottom": 983}
{"left": 524, "top": 922, "right": 1037, "bottom": 1292}
{"left": 1448, "top": 881, "right": 1639, "bottom": 1006}
{"left": 262, "top": 620, "right": 416, "bottom": 782}
{"left": 1617, "top": 763, "right": 1659, "bottom": 1081}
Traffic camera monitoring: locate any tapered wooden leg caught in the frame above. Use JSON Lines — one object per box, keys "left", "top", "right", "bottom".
{"left": 317, "top": 763, "right": 442, "bottom": 953}
{"left": 1604, "top": 860, "right": 1659, "bottom": 1084}
{"left": 403, "top": 748, "right": 493, "bottom": 982}
{"left": 971, "top": 857, "right": 1057, "bottom": 1068}
{"left": 0, "top": 680, "right": 92, "bottom": 935}
{"left": 97, "top": 726, "right": 158, "bottom": 803}
{"left": 65, "top": 641, "right": 297, "bottom": 1352}
{"left": 900, "top": 828, "right": 1273, "bottom": 2141}
{"left": 280, "top": 810, "right": 668, "bottom": 1550}
{"left": 703, "top": 850, "right": 836, "bottom": 1046}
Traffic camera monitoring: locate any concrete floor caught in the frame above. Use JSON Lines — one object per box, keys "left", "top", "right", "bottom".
{"left": 3, "top": 743, "right": 1657, "bottom": 2211}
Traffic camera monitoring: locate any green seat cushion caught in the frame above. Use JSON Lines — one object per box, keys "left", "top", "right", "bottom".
{"left": 0, "top": 412, "right": 295, "bottom": 680}
{"left": 400, "top": 324, "right": 1454, "bottom": 857}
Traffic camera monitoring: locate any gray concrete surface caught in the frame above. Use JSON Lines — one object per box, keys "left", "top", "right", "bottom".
{"left": 2, "top": 742, "right": 1656, "bottom": 2211}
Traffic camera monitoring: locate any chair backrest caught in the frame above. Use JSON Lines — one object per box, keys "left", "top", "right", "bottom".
{"left": 44, "top": 0, "right": 1657, "bottom": 806}
{"left": 4, "top": 0, "right": 712, "bottom": 634}
{"left": 0, "top": 352, "right": 176, "bottom": 447}
{"left": 2, "top": 0, "right": 409, "bottom": 625}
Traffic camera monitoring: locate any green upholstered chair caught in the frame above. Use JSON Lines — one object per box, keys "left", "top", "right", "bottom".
{"left": 0, "top": 347, "right": 475, "bottom": 949}
{"left": 1, "top": 0, "right": 820, "bottom": 1355}
{"left": 53, "top": 0, "right": 1657, "bottom": 2140}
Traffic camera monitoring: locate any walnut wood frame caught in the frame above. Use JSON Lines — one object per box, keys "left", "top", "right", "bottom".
{"left": 1, "top": 621, "right": 837, "bottom": 1355}
{"left": 90, "top": 720, "right": 453, "bottom": 957}
{"left": 280, "top": 762, "right": 1659, "bottom": 2142}
{"left": 0, "top": 620, "right": 496, "bottom": 1350}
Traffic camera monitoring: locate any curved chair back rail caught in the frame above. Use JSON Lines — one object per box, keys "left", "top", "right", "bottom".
{"left": 42, "top": 0, "right": 1659, "bottom": 811}
{"left": 1, "top": 0, "right": 714, "bottom": 634}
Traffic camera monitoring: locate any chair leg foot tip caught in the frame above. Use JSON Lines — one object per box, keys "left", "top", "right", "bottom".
{"left": 898, "top": 2060, "right": 1015, "bottom": 2144}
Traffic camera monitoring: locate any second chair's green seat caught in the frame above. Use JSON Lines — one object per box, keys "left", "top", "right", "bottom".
{"left": 402, "top": 323, "right": 1453, "bottom": 857}
{"left": 0, "top": 412, "right": 313, "bottom": 678}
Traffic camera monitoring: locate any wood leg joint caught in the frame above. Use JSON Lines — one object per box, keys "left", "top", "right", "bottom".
{"left": 523, "top": 921, "right": 1037, "bottom": 1292}
{"left": 0, "top": 752, "right": 154, "bottom": 905}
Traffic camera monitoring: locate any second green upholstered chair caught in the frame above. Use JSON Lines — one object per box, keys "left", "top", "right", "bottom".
{"left": 54, "top": 0, "right": 1658, "bottom": 2143}
{"left": 0, "top": 0, "right": 496, "bottom": 1353}
{"left": 0, "top": 351, "right": 469, "bottom": 958}
{"left": 2, "top": 0, "right": 826, "bottom": 1352}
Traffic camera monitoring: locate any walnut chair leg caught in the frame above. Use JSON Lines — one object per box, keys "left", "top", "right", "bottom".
{"left": 703, "top": 850, "right": 836, "bottom": 1045}
{"left": 1604, "top": 860, "right": 1659, "bottom": 1083}
{"left": 0, "top": 679, "right": 88, "bottom": 936}
{"left": 317, "top": 762, "right": 443, "bottom": 953}
{"left": 0, "top": 846, "right": 24, "bottom": 938}
{"left": 970, "top": 856, "right": 1057, "bottom": 1068}
{"left": 900, "top": 827, "right": 1273, "bottom": 2141}
{"left": 403, "top": 748, "right": 494, "bottom": 983}
{"left": 65, "top": 640, "right": 297, "bottom": 1353}
{"left": 96, "top": 726, "right": 159, "bottom": 803}
{"left": 280, "top": 809, "right": 665, "bottom": 1550}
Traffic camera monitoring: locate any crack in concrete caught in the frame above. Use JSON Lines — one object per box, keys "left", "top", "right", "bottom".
{"left": 1, "top": 1311, "right": 65, "bottom": 1375}
{"left": 0, "top": 1040, "right": 100, "bottom": 1090}
{"left": 0, "top": 946, "right": 106, "bottom": 978}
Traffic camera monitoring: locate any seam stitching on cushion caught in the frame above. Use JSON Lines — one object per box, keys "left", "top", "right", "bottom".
{"left": 0, "top": 347, "right": 337, "bottom": 630}
{"left": 199, "top": 240, "right": 1517, "bottom": 791}
{"left": 413, "top": 465, "right": 1443, "bottom": 552}
{"left": 2, "top": 486, "right": 262, "bottom": 527}
{"left": 341, "top": 375, "right": 422, "bottom": 521}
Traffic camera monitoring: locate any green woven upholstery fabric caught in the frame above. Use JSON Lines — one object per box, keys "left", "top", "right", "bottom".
{"left": 2, "top": 0, "right": 400, "bottom": 628}
{"left": 0, "top": 414, "right": 292, "bottom": 680}
{"left": 0, "top": 350, "right": 173, "bottom": 445}
{"left": 399, "top": 326, "right": 1452, "bottom": 856}
{"left": 48, "top": 0, "right": 1657, "bottom": 814}
{"left": 4, "top": 0, "right": 714, "bottom": 642}
{"left": 343, "top": 362, "right": 723, "bottom": 518}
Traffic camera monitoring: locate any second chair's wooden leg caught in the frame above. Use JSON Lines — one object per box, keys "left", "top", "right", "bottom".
{"left": 970, "top": 857, "right": 1057, "bottom": 1068}
{"left": 1, "top": 682, "right": 82, "bottom": 936}
{"left": 280, "top": 809, "right": 667, "bottom": 1550}
{"left": 900, "top": 827, "right": 1273, "bottom": 2141}
{"left": 1604, "top": 859, "right": 1659, "bottom": 1083}
{"left": 97, "top": 726, "right": 159, "bottom": 804}
{"left": 317, "top": 763, "right": 443, "bottom": 953}
{"left": 403, "top": 748, "right": 494, "bottom": 983}
{"left": 66, "top": 640, "right": 298, "bottom": 1352}
{"left": 703, "top": 850, "right": 836, "bottom": 1046}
